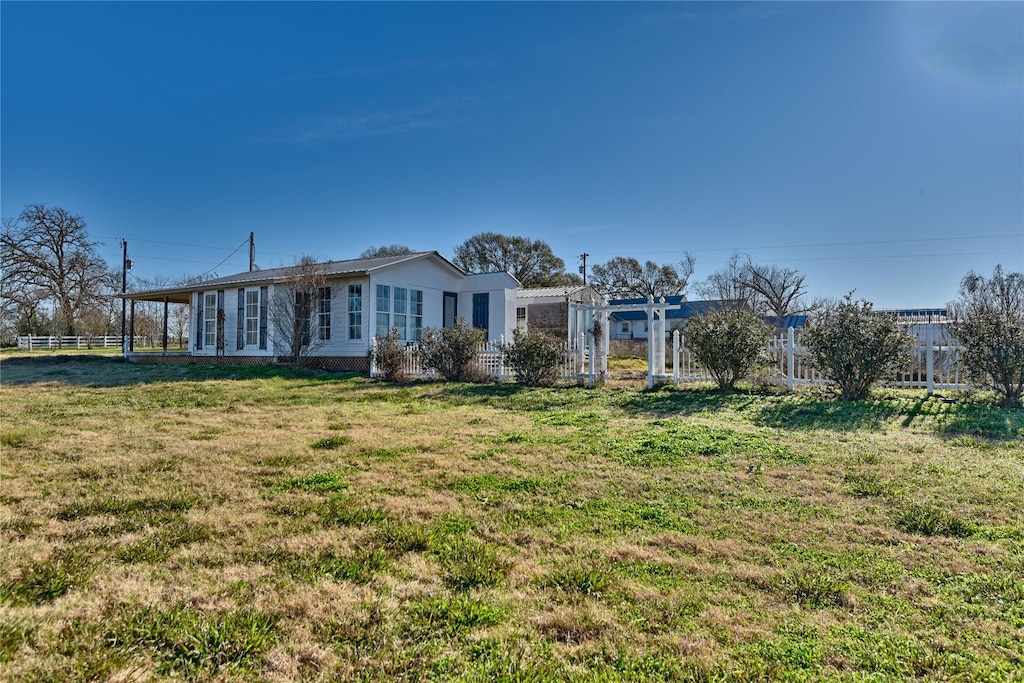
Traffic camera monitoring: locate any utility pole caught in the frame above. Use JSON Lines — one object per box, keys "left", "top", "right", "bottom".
{"left": 249, "top": 232, "right": 255, "bottom": 272}
{"left": 121, "top": 239, "right": 128, "bottom": 358}
{"left": 578, "top": 253, "right": 589, "bottom": 285}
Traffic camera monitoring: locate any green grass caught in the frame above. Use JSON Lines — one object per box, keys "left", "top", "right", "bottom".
{"left": 1, "top": 356, "right": 1022, "bottom": 681}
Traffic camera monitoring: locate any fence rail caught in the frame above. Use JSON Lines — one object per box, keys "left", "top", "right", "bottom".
{"left": 374, "top": 323, "right": 973, "bottom": 395}
{"left": 370, "top": 339, "right": 582, "bottom": 381}
{"left": 16, "top": 335, "right": 146, "bottom": 350}
{"left": 673, "top": 325, "right": 970, "bottom": 392}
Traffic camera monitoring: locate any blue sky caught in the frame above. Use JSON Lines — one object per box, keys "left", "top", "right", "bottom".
{"left": 2, "top": 1, "right": 1021, "bottom": 308}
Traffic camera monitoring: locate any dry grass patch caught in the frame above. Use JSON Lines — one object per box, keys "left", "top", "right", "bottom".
{"left": 1, "top": 358, "right": 1022, "bottom": 680}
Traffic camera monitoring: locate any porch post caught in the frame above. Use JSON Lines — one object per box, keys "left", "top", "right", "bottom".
{"left": 129, "top": 301, "right": 136, "bottom": 352}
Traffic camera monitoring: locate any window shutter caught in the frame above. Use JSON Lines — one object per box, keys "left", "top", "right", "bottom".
{"left": 196, "top": 291, "right": 204, "bottom": 350}
{"left": 259, "top": 286, "right": 268, "bottom": 350}
{"left": 237, "top": 288, "right": 245, "bottom": 350}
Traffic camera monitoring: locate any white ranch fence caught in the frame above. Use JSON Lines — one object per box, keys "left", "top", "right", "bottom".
{"left": 16, "top": 335, "right": 147, "bottom": 350}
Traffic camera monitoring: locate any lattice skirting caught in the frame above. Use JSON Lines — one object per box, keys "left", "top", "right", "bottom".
{"left": 128, "top": 355, "right": 370, "bottom": 373}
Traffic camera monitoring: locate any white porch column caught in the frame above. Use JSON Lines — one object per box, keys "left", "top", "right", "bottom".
{"left": 673, "top": 329, "right": 680, "bottom": 385}
{"left": 787, "top": 327, "right": 795, "bottom": 391}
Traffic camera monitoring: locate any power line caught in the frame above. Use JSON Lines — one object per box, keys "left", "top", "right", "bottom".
{"left": 587, "top": 232, "right": 1024, "bottom": 257}
{"left": 195, "top": 238, "right": 251, "bottom": 279}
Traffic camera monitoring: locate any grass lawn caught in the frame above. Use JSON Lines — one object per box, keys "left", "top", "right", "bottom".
{"left": 0, "top": 356, "right": 1021, "bottom": 682}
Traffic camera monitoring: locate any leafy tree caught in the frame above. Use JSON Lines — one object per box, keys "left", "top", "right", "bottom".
{"left": 590, "top": 254, "right": 695, "bottom": 300}
{"left": 360, "top": 244, "right": 415, "bottom": 259}
{"left": 803, "top": 294, "right": 914, "bottom": 401}
{"left": 418, "top": 317, "right": 486, "bottom": 382}
{"left": 683, "top": 307, "right": 771, "bottom": 390}
{"left": 949, "top": 265, "right": 1024, "bottom": 407}
{"left": 269, "top": 256, "right": 330, "bottom": 366}
{"left": 500, "top": 327, "right": 564, "bottom": 387}
{"left": 452, "top": 232, "right": 575, "bottom": 288}
{"left": 1, "top": 204, "right": 116, "bottom": 336}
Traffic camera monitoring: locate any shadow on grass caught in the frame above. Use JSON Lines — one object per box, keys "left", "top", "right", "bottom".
{"left": 618, "top": 386, "right": 900, "bottom": 431}
{"left": 0, "top": 355, "right": 360, "bottom": 388}
{"left": 937, "top": 404, "right": 1024, "bottom": 442}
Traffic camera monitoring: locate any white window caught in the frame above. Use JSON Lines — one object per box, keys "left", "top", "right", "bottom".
{"left": 410, "top": 290, "right": 423, "bottom": 340}
{"left": 375, "top": 284, "right": 390, "bottom": 338}
{"left": 203, "top": 293, "right": 217, "bottom": 347}
{"left": 393, "top": 287, "right": 407, "bottom": 340}
{"left": 245, "top": 290, "right": 259, "bottom": 346}
{"left": 318, "top": 287, "right": 331, "bottom": 340}
{"left": 516, "top": 306, "right": 527, "bottom": 332}
{"left": 374, "top": 285, "right": 423, "bottom": 341}
{"left": 348, "top": 285, "right": 362, "bottom": 340}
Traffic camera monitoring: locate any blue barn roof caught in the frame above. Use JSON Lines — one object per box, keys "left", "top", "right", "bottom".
{"left": 607, "top": 297, "right": 736, "bottom": 322}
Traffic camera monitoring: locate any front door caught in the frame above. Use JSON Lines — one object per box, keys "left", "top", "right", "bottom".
{"left": 443, "top": 291, "right": 457, "bottom": 328}
{"left": 472, "top": 293, "right": 489, "bottom": 335}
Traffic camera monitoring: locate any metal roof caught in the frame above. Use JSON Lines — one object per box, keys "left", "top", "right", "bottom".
{"left": 516, "top": 285, "right": 594, "bottom": 299}
{"left": 607, "top": 297, "right": 737, "bottom": 321}
{"left": 123, "top": 251, "right": 464, "bottom": 303}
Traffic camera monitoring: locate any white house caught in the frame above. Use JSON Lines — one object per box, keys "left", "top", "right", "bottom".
{"left": 123, "top": 251, "right": 519, "bottom": 372}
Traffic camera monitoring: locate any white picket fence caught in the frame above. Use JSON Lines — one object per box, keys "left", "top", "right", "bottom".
{"left": 16, "top": 335, "right": 145, "bottom": 350}
{"left": 372, "top": 323, "right": 971, "bottom": 394}
{"left": 673, "top": 324, "right": 969, "bottom": 392}
{"left": 370, "top": 338, "right": 581, "bottom": 381}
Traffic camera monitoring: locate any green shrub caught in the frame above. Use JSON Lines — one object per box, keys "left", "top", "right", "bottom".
{"left": 368, "top": 328, "right": 409, "bottom": 382}
{"left": 500, "top": 327, "right": 564, "bottom": 387}
{"left": 683, "top": 307, "right": 771, "bottom": 390}
{"left": 803, "top": 295, "right": 914, "bottom": 401}
{"left": 418, "top": 317, "right": 487, "bottom": 382}
{"left": 949, "top": 265, "right": 1024, "bottom": 408}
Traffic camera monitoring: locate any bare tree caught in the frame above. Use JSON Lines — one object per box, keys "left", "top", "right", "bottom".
{"left": 694, "top": 251, "right": 753, "bottom": 306}
{"left": 1, "top": 205, "right": 115, "bottom": 336}
{"left": 589, "top": 254, "right": 695, "bottom": 300}
{"left": 269, "top": 256, "right": 330, "bottom": 366}
{"left": 739, "top": 260, "right": 812, "bottom": 320}
{"left": 361, "top": 244, "right": 415, "bottom": 259}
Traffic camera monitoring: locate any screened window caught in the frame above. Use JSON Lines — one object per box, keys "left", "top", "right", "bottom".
{"left": 203, "top": 293, "right": 217, "bottom": 347}
{"left": 318, "top": 287, "right": 331, "bottom": 340}
{"left": 245, "top": 290, "right": 259, "bottom": 346}
{"left": 348, "top": 285, "right": 362, "bottom": 340}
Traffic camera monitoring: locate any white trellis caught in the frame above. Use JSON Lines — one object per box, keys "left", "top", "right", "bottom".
{"left": 570, "top": 295, "right": 681, "bottom": 388}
